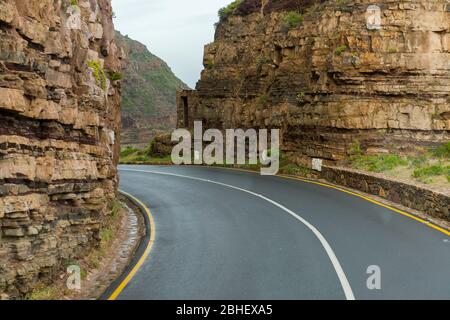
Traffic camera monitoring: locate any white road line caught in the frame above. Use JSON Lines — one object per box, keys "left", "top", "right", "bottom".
{"left": 120, "top": 168, "right": 356, "bottom": 300}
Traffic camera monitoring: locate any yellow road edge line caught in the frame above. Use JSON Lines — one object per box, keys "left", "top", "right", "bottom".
{"left": 107, "top": 190, "right": 156, "bottom": 300}
{"left": 199, "top": 165, "right": 450, "bottom": 237}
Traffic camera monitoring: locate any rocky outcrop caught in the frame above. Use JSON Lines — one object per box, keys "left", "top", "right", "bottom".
{"left": 0, "top": 0, "right": 121, "bottom": 298}
{"left": 178, "top": 0, "right": 450, "bottom": 167}
{"left": 116, "top": 32, "right": 188, "bottom": 148}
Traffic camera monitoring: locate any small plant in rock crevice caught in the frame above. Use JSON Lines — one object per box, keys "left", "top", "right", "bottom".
{"left": 87, "top": 60, "right": 107, "bottom": 91}
{"left": 283, "top": 11, "right": 303, "bottom": 29}
{"left": 107, "top": 70, "right": 123, "bottom": 81}
{"left": 205, "top": 59, "right": 215, "bottom": 69}
{"left": 335, "top": 45, "right": 348, "bottom": 56}
{"left": 256, "top": 54, "right": 272, "bottom": 66}
{"left": 348, "top": 139, "right": 363, "bottom": 157}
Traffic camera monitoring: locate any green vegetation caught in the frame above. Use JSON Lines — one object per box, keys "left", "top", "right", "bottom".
{"left": 407, "top": 154, "right": 428, "bottom": 168}
{"left": 348, "top": 140, "right": 363, "bottom": 157}
{"left": 100, "top": 228, "right": 113, "bottom": 243}
{"left": 111, "top": 199, "right": 123, "bottom": 218}
{"left": 70, "top": 0, "right": 78, "bottom": 6}
{"left": 120, "top": 145, "right": 173, "bottom": 165}
{"left": 350, "top": 154, "right": 408, "bottom": 173}
{"left": 26, "top": 286, "right": 60, "bottom": 300}
{"left": 283, "top": 11, "right": 303, "bottom": 29}
{"left": 205, "top": 59, "right": 215, "bottom": 69}
{"left": 218, "top": 0, "right": 243, "bottom": 20}
{"left": 348, "top": 141, "right": 450, "bottom": 186}
{"left": 120, "top": 153, "right": 149, "bottom": 163}
{"left": 279, "top": 163, "right": 314, "bottom": 176}
{"left": 430, "top": 141, "right": 450, "bottom": 159}
{"left": 107, "top": 70, "right": 123, "bottom": 81}
{"left": 335, "top": 45, "right": 348, "bottom": 56}
{"left": 120, "top": 146, "right": 140, "bottom": 158}
{"left": 413, "top": 165, "right": 450, "bottom": 179}
{"left": 297, "top": 91, "right": 306, "bottom": 99}
{"left": 256, "top": 54, "right": 272, "bottom": 66}
{"left": 304, "top": 3, "right": 324, "bottom": 17}
{"left": 87, "top": 60, "right": 107, "bottom": 91}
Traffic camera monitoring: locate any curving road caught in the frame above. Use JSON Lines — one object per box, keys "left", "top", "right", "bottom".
{"left": 115, "top": 165, "right": 450, "bottom": 300}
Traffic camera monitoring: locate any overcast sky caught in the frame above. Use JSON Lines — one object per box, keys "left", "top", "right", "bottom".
{"left": 112, "top": 0, "right": 231, "bottom": 88}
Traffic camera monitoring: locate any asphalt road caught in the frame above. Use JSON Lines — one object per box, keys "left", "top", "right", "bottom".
{"left": 116, "top": 165, "right": 450, "bottom": 300}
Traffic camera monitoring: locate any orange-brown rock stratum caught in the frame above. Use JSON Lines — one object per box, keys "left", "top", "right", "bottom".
{"left": 178, "top": 0, "right": 450, "bottom": 166}
{"left": 0, "top": 0, "right": 121, "bottom": 298}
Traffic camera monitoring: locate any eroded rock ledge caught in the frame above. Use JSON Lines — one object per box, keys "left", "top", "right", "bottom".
{"left": 0, "top": 0, "right": 121, "bottom": 298}
{"left": 178, "top": 0, "right": 450, "bottom": 166}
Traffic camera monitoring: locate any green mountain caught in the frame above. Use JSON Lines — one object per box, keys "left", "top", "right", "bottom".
{"left": 115, "top": 31, "right": 189, "bottom": 147}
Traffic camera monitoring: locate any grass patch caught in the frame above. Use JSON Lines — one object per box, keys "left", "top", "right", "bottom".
{"left": 100, "top": 228, "right": 114, "bottom": 243}
{"left": 119, "top": 147, "right": 149, "bottom": 164}
{"left": 350, "top": 154, "right": 408, "bottom": 173}
{"left": 111, "top": 199, "right": 122, "bottom": 218}
{"left": 348, "top": 142, "right": 450, "bottom": 187}
{"left": 26, "top": 286, "right": 60, "bottom": 300}
{"left": 85, "top": 248, "right": 103, "bottom": 269}
{"left": 430, "top": 141, "right": 450, "bottom": 159}
{"left": 407, "top": 155, "right": 428, "bottom": 169}
{"left": 279, "top": 163, "right": 314, "bottom": 176}
{"left": 413, "top": 165, "right": 450, "bottom": 179}
{"left": 120, "top": 147, "right": 140, "bottom": 158}
{"left": 348, "top": 140, "right": 363, "bottom": 157}
{"left": 119, "top": 146, "right": 173, "bottom": 165}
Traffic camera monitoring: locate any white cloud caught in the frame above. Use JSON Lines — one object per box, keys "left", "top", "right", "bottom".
{"left": 112, "top": 0, "right": 231, "bottom": 88}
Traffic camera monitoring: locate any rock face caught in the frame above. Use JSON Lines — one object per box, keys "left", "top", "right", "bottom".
{"left": 0, "top": 0, "right": 121, "bottom": 297}
{"left": 178, "top": 0, "right": 450, "bottom": 166}
{"left": 116, "top": 32, "right": 188, "bottom": 148}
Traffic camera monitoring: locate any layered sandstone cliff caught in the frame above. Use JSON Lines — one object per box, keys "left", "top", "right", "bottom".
{"left": 0, "top": 0, "right": 121, "bottom": 297}
{"left": 178, "top": 0, "right": 450, "bottom": 166}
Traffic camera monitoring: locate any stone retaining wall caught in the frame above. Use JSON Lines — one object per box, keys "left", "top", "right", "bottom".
{"left": 321, "top": 166, "right": 450, "bottom": 221}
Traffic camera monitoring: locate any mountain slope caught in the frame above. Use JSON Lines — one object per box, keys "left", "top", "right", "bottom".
{"left": 116, "top": 31, "right": 189, "bottom": 147}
